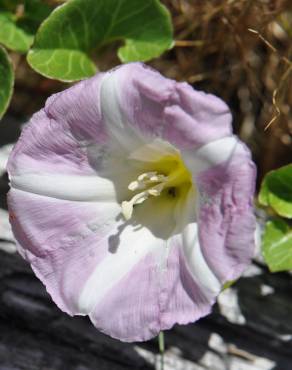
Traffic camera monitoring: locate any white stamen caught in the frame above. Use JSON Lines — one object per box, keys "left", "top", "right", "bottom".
{"left": 148, "top": 183, "right": 164, "bottom": 196}
{"left": 122, "top": 172, "right": 167, "bottom": 220}
{"left": 122, "top": 191, "right": 147, "bottom": 220}
{"left": 128, "top": 181, "right": 141, "bottom": 191}
{"left": 127, "top": 172, "right": 167, "bottom": 192}
{"left": 137, "top": 172, "right": 157, "bottom": 181}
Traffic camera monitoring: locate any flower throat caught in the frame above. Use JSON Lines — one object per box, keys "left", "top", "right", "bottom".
{"left": 121, "top": 155, "right": 193, "bottom": 220}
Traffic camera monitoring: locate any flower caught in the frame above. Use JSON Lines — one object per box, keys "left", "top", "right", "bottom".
{"left": 7, "top": 63, "right": 256, "bottom": 342}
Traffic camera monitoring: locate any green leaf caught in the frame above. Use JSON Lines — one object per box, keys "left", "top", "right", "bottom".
{"left": 0, "top": 46, "right": 14, "bottom": 119}
{"left": 259, "top": 164, "right": 292, "bottom": 218}
{"left": 262, "top": 219, "right": 292, "bottom": 272}
{"left": 27, "top": 0, "right": 173, "bottom": 81}
{"left": 0, "top": 11, "right": 32, "bottom": 52}
{"left": 0, "top": 0, "right": 52, "bottom": 52}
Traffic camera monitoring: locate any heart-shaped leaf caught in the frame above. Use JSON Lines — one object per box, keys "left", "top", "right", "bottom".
{"left": 0, "top": 0, "right": 52, "bottom": 52}
{"left": 262, "top": 219, "right": 292, "bottom": 272}
{"left": 0, "top": 46, "right": 14, "bottom": 119}
{"left": 259, "top": 164, "right": 292, "bottom": 218}
{"left": 27, "top": 0, "right": 173, "bottom": 81}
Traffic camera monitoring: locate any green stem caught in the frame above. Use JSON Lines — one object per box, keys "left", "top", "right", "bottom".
{"left": 158, "top": 331, "right": 165, "bottom": 370}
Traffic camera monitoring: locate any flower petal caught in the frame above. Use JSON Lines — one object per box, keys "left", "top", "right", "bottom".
{"left": 9, "top": 187, "right": 188, "bottom": 342}
{"left": 159, "top": 241, "right": 219, "bottom": 332}
{"left": 89, "top": 253, "right": 160, "bottom": 342}
{"left": 149, "top": 190, "right": 223, "bottom": 337}
{"left": 8, "top": 189, "right": 121, "bottom": 314}
{"left": 87, "top": 192, "right": 222, "bottom": 342}
{"left": 182, "top": 136, "right": 244, "bottom": 174}
{"left": 79, "top": 194, "right": 177, "bottom": 317}
{"left": 80, "top": 224, "right": 166, "bottom": 313}
{"left": 100, "top": 63, "right": 232, "bottom": 151}
{"left": 174, "top": 190, "right": 221, "bottom": 297}
{"left": 88, "top": 223, "right": 221, "bottom": 342}
{"left": 195, "top": 139, "right": 256, "bottom": 282}
{"left": 89, "top": 247, "right": 209, "bottom": 342}
{"left": 7, "top": 74, "right": 106, "bottom": 179}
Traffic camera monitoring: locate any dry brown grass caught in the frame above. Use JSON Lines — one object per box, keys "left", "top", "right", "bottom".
{"left": 154, "top": 0, "right": 292, "bottom": 181}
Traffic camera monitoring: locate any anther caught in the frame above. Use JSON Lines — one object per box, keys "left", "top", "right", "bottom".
{"left": 122, "top": 172, "right": 167, "bottom": 220}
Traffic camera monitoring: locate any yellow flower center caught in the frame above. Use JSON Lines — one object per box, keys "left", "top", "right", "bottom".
{"left": 121, "top": 153, "right": 193, "bottom": 220}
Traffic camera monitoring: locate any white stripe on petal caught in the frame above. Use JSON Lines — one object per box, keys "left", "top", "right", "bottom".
{"left": 100, "top": 71, "right": 146, "bottom": 152}
{"left": 10, "top": 174, "right": 116, "bottom": 202}
{"left": 78, "top": 224, "right": 165, "bottom": 314}
{"left": 182, "top": 136, "right": 245, "bottom": 174}
{"left": 174, "top": 190, "right": 221, "bottom": 298}
{"left": 181, "top": 221, "right": 221, "bottom": 296}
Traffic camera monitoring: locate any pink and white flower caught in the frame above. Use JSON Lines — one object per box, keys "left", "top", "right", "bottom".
{"left": 7, "top": 63, "right": 256, "bottom": 342}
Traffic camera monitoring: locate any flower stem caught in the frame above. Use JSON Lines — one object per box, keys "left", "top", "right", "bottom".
{"left": 158, "top": 331, "right": 165, "bottom": 370}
